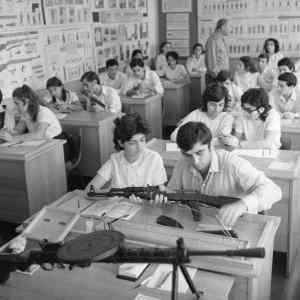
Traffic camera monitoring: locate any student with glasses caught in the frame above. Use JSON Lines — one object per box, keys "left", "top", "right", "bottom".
{"left": 221, "top": 88, "right": 281, "bottom": 149}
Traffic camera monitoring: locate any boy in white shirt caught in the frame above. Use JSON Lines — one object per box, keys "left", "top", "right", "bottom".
{"left": 99, "top": 59, "right": 127, "bottom": 94}
{"left": 80, "top": 71, "right": 121, "bottom": 113}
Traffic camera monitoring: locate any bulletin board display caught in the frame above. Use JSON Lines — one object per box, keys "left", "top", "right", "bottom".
{"left": 198, "top": 0, "right": 300, "bottom": 58}
{"left": 92, "top": 0, "right": 150, "bottom": 70}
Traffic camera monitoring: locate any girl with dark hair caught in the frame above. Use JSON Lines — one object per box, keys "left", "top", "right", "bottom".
{"left": 263, "top": 38, "right": 283, "bottom": 72}
{"left": 0, "top": 85, "right": 62, "bottom": 142}
{"left": 233, "top": 56, "right": 260, "bottom": 92}
{"left": 85, "top": 113, "right": 167, "bottom": 194}
{"left": 45, "top": 76, "right": 82, "bottom": 112}
{"left": 222, "top": 88, "right": 281, "bottom": 149}
{"left": 155, "top": 41, "right": 171, "bottom": 76}
{"left": 186, "top": 43, "right": 206, "bottom": 76}
{"left": 170, "top": 83, "right": 233, "bottom": 142}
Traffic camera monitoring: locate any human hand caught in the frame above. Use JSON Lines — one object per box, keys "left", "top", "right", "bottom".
{"left": 218, "top": 200, "right": 247, "bottom": 227}
{"left": 8, "top": 235, "right": 27, "bottom": 254}
{"left": 129, "top": 194, "right": 143, "bottom": 203}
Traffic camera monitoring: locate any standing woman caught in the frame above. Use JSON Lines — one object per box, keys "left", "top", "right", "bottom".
{"left": 155, "top": 41, "right": 172, "bottom": 76}
{"left": 263, "top": 38, "right": 283, "bottom": 73}
{"left": 186, "top": 43, "right": 206, "bottom": 76}
{"left": 0, "top": 85, "right": 62, "bottom": 142}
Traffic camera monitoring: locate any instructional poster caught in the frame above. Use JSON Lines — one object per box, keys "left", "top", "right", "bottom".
{"left": 0, "top": 30, "right": 46, "bottom": 99}
{"left": 198, "top": 0, "right": 300, "bottom": 57}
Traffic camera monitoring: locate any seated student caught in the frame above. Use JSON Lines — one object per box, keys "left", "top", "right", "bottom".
{"left": 257, "top": 53, "right": 277, "bottom": 92}
{"left": 277, "top": 57, "right": 295, "bottom": 74}
{"left": 125, "top": 49, "right": 150, "bottom": 75}
{"left": 85, "top": 113, "right": 167, "bottom": 193}
{"left": 216, "top": 70, "right": 243, "bottom": 115}
{"left": 155, "top": 41, "right": 172, "bottom": 76}
{"left": 170, "top": 83, "right": 233, "bottom": 142}
{"left": 167, "top": 122, "right": 281, "bottom": 227}
{"left": 163, "top": 51, "right": 190, "bottom": 84}
{"left": 99, "top": 59, "right": 127, "bottom": 94}
{"left": 121, "top": 58, "right": 164, "bottom": 97}
{"left": 263, "top": 38, "right": 283, "bottom": 73}
{"left": 80, "top": 71, "right": 121, "bottom": 113}
{"left": 0, "top": 85, "right": 62, "bottom": 142}
{"left": 45, "top": 77, "right": 82, "bottom": 112}
{"left": 222, "top": 88, "right": 281, "bottom": 149}
{"left": 233, "top": 56, "right": 259, "bottom": 92}
{"left": 269, "top": 72, "right": 300, "bottom": 119}
{"left": 186, "top": 43, "right": 206, "bottom": 76}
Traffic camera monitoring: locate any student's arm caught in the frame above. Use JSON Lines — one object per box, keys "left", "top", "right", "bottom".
{"left": 107, "top": 89, "right": 122, "bottom": 113}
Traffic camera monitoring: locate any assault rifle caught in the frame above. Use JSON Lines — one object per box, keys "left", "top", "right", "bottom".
{"left": 87, "top": 185, "right": 240, "bottom": 209}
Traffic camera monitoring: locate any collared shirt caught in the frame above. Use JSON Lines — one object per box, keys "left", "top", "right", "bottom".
{"left": 164, "top": 64, "right": 190, "bottom": 83}
{"left": 96, "top": 148, "right": 167, "bottom": 188}
{"left": 168, "top": 149, "right": 281, "bottom": 213}
{"left": 269, "top": 88, "right": 300, "bottom": 114}
{"left": 99, "top": 71, "right": 127, "bottom": 94}
{"left": 186, "top": 54, "right": 206, "bottom": 74}
{"left": 234, "top": 108, "right": 281, "bottom": 149}
{"left": 92, "top": 85, "right": 121, "bottom": 113}
{"left": 121, "top": 69, "right": 164, "bottom": 96}
{"left": 170, "top": 109, "right": 234, "bottom": 142}
{"left": 233, "top": 72, "right": 260, "bottom": 93}
{"left": 205, "top": 32, "right": 229, "bottom": 75}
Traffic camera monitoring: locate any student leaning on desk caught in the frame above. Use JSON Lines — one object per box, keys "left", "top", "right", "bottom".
{"left": 84, "top": 113, "right": 167, "bottom": 201}
{"left": 0, "top": 85, "right": 62, "bottom": 142}
{"left": 166, "top": 121, "right": 281, "bottom": 227}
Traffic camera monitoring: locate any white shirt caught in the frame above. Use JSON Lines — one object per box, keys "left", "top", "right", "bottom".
{"left": 92, "top": 85, "right": 121, "bottom": 113}
{"left": 164, "top": 64, "right": 190, "bottom": 82}
{"left": 155, "top": 54, "right": 168, "bottom": 76}
{"left": 121, "top": 69, "right": 164, "bottom": 96}
{"left": 96, "top": 148, "right": 167, "bottom": 188}
{"left": 186, "top": 55, "right": 206, "bottom": 74}
{"left": 168, "top": 149, "right": 281, "bottom": 213}
{"left": 258, "top": 67, "right": 277, "bottom": 92}
{"left": 170, "top": 110, "right": 234, "bottom": 142}
{"left": 233, "top": 72, "right": 260, "bottom": 93}
{"left": 99, "top": 71, "right": 127, "bottom": 94}
{"left": 267, "top": 52, "right": 284, "bottom": 73}
{"left": 234, "top": 108, "right": 281, "bottom": 149}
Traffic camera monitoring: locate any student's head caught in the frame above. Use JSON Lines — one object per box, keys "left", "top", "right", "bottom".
{"left": 12, "top": 85, "right": 40, "bottom": 121}
{"left": 131, "top": 49, "right": 143, "bottom": 60}
{"left": 201, "top": 83, "right": 228, "bottom": 117}
{"left": 113, "top": 113, "right": 150, "bottom": 161}
{"left": 166, "top": 51, "right": 179, "bottom": 68}
{"left": 216, "top": 70, "right": 232, "bottom": 89}
{"left": 130, "top": 58, "right": 145, "bottom": 79}
{"left": 215, "top": 18, "right": 229, "bottom": 36}
{"left": 237, "top": 56, "right": 257, "bottom": 73}
{"left": 159, "top": 41, "right": 171, "bottom": 54}
{"left": 106, "top": 59, "right": 119, "bottom": 79}
{"left": 80, "top": 71, "right": 100, "bottom": 94}
{"left": 241, "top": 88, "right": 271, "bottom": 121}
{"left": 46, "top": 77, "right": 66, "bottom": 101}
{"left": 277, "top": 57, "right": 295, "bottom": 74}
{"left": 176, "top": 122, "right": 212, "bottom": 172}
{"left": 263, "top": 38, "right": 280, "bottom": 55}
{"left": 192, "top": 43, "right": 204, "bottom": 57}
{"left": 258, "top": 53, "right": 269, "bottom": 72}
{"left": 278, "top": 72, "right": 297, "bottom": 97}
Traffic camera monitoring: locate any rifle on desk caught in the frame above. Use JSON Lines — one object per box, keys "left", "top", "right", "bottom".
{"left": 87, "top": 185, "right": 240, "bottom": 209}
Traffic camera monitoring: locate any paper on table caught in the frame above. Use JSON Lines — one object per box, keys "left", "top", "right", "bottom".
{"left": 58, "top": 195, "right": 94, "bottom": 213}
{"left": 146, "top": 264, "right": 197, "bottom": 293}
{"left": 81, "top": 201, "right": 117, "bottom": 218}
{"left": 134, "top": 294, "right": 160, "bottom": 300}
{"left": 232, "top": 149, "right": 279, "bottom": 158}
{"left": 166, "top": 142, "right": 180, "bottom": 152}
{"left": 268, "top": 161, "right": 294, "bottom": 171}
{"left": 118, "top": 263, "right": 149, "bottom": 279}
{"left": 196, "top": 213, "right": 231, "bottom": 232}
{"left": 56, "top": 113, "right": 67, "bottom": 119}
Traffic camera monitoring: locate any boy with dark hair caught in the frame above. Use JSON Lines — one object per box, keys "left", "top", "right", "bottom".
{"left": 277, "top": 57, "right": 295, "bottom": 74}
{"left": 168, "top": 121, "right": 281, "bottom": 227}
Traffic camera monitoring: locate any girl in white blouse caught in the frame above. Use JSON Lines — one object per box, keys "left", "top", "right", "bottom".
{"left": 155, "top": 41, "right": 172, "bottom": 76}
{"left": 186, "top": 43, "right": 206, "bottom": 76}
{"left": 263, "top": 38, "right": 283, "bottom": 73}
{"left": 222, "top": 88, "right": 281, "bottom": 150}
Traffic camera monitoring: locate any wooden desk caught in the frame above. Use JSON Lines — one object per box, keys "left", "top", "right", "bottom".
{"left": 162, "top": 81, "right": 191, "bottom": 127}
{"left": 59, "top": 111, "right": 118, "bottom": 177}
{"left": 190, "top": 75, "right": 204, "bottom": 111}
{"left": 35, "top": 190, "right": 279, "bottom": 300}
{"left": 147, "top": 138, "right": 300, "bottom": 276}
{"left": 121, "top": 95, "right": 162, "bottom": 139}
{"left": 281, "top": 118, "right": 300, "bottom": 150}
{"left": 0, "top": 140, "right": 66, "bottom": 223}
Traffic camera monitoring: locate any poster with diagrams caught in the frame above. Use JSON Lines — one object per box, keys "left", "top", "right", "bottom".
{"left": 0, "top": 30, "right": 46, "bottom": 98}
{"left": 43, "top": 26, "right": 94, "bottom": 82}
{"left": 0, "top": 0, "right": 44, "bottom": 30}
{"left": 92, "top": 0, "right": 150, "bottom": 70}
{"left": 198, "top": 0, "right": 300, "bottom": 57}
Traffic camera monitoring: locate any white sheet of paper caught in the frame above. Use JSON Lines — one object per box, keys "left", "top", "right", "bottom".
{"left": 166, "top": 142, "right": 180, "bottom": 152}
{"left": 232, "top": 149, "right": 279, "bottom": 158}
{"left": 134, "top": 294, "right": 160, "bottom": 300}
{"left": 268, "top": 161, "right": 294, "bottom": 170}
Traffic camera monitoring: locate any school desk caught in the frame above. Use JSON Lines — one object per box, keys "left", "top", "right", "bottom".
{"left": 281, "top": 118, "right": 300, "bottom": 150}
{"left": 59, "top": 110, "right": 118, "bottom": 177}
{"left": 162, "top": 80, "right": 191, "bottom": 127}
{"left": 121, "top": 94, "right": 162, "bottom": 139}
{"left": 190, "top": 74, "right": 205, "bottom": 111}
{"left": 147, "top": 138, "right": 300, "bottom": 276}
{"left": 0, "top": 140, "right": 66, "bottom": 223}
{"left": 20, "top": 190, "right": 279, "bottom": 300}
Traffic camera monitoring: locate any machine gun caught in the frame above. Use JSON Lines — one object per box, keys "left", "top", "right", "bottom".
{"left": 87, "top": 185, "right": 240, "bottom": 209}
{"left": 0, "top": 231, "right": 265, "bottom": 300}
